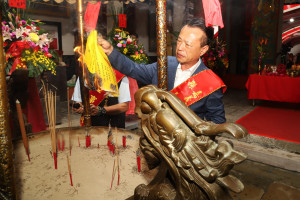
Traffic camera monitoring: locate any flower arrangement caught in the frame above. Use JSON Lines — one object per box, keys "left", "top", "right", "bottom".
{"left": 257, "top": 37, "right": 268, "bottom": 65}
{"left": 108, "top": 28, "right": 149, "bottom": 64}
{"left": 2, "top": 10, "right": 58, "bottom": 77}
{"left": 202, "top": 38, "right": 229, "bottom": 76}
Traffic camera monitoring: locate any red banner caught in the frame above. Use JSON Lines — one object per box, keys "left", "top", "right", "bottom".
{"left": 84, "top": 1, "right": 101, "bottom": 32}
{"left": 119, "top": 14, "right": 127, "bottom": 28}
{"left": 9, "top": 0, "right": 26, "bottom": 9}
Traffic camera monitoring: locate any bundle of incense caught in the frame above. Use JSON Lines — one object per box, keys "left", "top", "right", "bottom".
{"left": 42, "top": 81, "right": 57, "bottom": 169}
{"left": 67, "top": 156, "right": 73, "bottom": 186}
{"left": 16, "top": 100, "right": 30, "bottom": 162}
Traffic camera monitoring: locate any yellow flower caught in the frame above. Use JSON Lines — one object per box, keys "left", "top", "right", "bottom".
{"left": 123, "top": 48, "right": 128, "bottom": 54}
{"left": 29, "top": 33, "right": 39, "bottom": 43}
{"left": 115, "top": 29, "right": 122, "bottom": 32}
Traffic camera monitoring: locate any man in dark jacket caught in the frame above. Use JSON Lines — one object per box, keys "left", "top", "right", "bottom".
{"left": 98, "top": 18, "right": 226, "bottom": 124}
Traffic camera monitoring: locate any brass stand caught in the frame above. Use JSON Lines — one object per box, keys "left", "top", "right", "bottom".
{"left": 0, "top": 3, "right": 16, "bottom": 199}
{"left": 156, "top": 0, "right": 168, "bottom": 90}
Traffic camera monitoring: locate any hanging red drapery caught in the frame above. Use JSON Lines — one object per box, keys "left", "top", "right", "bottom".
{"left": 202, "top": 0, "right": 224, "bottom": 28}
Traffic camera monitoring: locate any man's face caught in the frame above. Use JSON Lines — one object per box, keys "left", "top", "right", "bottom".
{"left": 176, "top": 26, "right": 208, "bottom": 68}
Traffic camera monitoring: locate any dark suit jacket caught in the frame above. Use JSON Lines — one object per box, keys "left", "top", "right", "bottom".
{"left": 108, "top": 49, "right": 225, "bottom": 124}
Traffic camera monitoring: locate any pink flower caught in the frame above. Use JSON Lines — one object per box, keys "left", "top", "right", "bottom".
{"left": 127, "top": 37, "right": 132, "bottom": 44}
{"left": 117, "top": 43, "right": 122, "bottom": 48}
{"left": 135, "top": 51, "right": 138, "bottom": 55}
{"left": 140, "top": 50, "right": 143, "bottom": 53}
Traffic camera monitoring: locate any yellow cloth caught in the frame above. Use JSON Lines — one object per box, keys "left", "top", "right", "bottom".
{"left": 84, "top": 30, "right": 119, "bottom": 96}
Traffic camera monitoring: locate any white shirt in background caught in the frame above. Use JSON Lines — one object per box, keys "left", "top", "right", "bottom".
{"left": 72, "top": 77, "right": 131, "bottom": 103}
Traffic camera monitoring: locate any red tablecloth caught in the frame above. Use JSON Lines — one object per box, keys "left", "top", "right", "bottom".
{"left": 245, "top": 74, "right": 300, "bottom": 103}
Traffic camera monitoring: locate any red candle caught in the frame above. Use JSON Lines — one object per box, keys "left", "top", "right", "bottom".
{"left": 122, "top": 136, "right": 126, "bottom": 148}
{"left": 69, "top": 173, "right": 73, "bottom": 186}
{"left": 54, "top": 152, "right": 57, "bottom": 169}
{"left": 107, "top": 140, "right": 111, "bottom": 147}
{"left": 86, "top": 136, "right": 91, "bottom": 148}
{"left": 137, "top": 156, "right": 141, "bottom": 172}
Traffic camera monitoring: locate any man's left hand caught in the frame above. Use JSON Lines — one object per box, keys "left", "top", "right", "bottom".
{"left": 90, "top": 104, "right": 99, "bottom": 116}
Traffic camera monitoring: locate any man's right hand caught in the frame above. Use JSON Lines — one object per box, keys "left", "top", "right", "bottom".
{"left": 72, "top": 102, "right": 84, "bottom": 114}
{"left": 97, "top": 37, "right": 113, "bottom": 56}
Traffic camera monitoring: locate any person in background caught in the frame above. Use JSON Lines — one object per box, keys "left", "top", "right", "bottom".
{"left": 98, "top": 18, "right": 226, "bottom": 124}
{"left": 72, "top": 75, "right": 131, "bottom": 129}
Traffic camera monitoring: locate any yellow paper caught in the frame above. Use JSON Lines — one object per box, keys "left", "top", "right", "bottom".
{"left": 84, "top": 30, "right": 118, "bottom": 96}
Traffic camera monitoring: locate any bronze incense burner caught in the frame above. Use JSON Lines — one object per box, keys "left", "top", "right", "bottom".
{"left": 129, "top": 85, "right": 248, "bottom": 200}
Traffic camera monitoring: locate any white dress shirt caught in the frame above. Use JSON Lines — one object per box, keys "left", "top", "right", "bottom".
{"left": 72, "top": 77, "right": 131, "bottom": 103}
{"left": 173, "top": 59, "right": 201, "bottom": 88}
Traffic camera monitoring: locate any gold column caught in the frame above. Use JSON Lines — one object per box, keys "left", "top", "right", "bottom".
{"left": 156, "top": 0, "right": 168, "bottom": 90}
{"left": 0, "top": 3, "right": 16, "bottom": 200}
{"left": 76, "top": 0, "right": 91, "bottom": 127}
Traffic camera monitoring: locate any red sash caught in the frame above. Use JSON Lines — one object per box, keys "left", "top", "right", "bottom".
{"left": 80, "top": 69, "right": 125, "bottom": 126}
{"left": 170, "top": 69, "right": 226, "bottom": 106}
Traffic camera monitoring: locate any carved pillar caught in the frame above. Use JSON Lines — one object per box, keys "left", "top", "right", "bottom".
{"left": 0, "top": 3, "right": 16, "bottom": 200}
{"left": 156, "top": 0, "right": 168, "bottom": 90}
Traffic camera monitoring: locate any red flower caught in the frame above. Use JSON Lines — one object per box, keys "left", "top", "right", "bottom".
{"left": 32, "top": 46, "right": 39, "bottom": 52}
{"left": 26, "top": 26, "right": 31, "bottom": 29}
{"left": 8, "top": 57, "right": 27, "bottom": 75}
{"left": 44, "top": 52, "right": 52, "bottom": 57}
{"left": 24, "top": 41, "right": 30, "bottom": 49}
{"left": 6, "top": 41, "right": 26, "bottom": 60}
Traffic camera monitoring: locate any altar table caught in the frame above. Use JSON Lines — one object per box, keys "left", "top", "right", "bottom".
{"left": 245, "top": 74, "right": 300, "bottom": 103}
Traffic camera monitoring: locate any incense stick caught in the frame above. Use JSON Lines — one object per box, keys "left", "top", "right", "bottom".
{"left": 67, "top": 156, "right": 73, "bottom": 186}
{"left": 16, "top": 99, "right": 30, "bottom": 162}
{"left": 115, "top": 127, "right": 120, "bottom": 185}
{"left": 67, "top": 87, "right": 72, "bottom": 156}
{"left": 110, "top": 159, "right": 116, "bottom": 190}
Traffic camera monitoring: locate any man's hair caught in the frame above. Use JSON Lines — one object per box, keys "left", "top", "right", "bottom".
{"left": 184, "top": 18, "right": 213, "bottom": 47}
